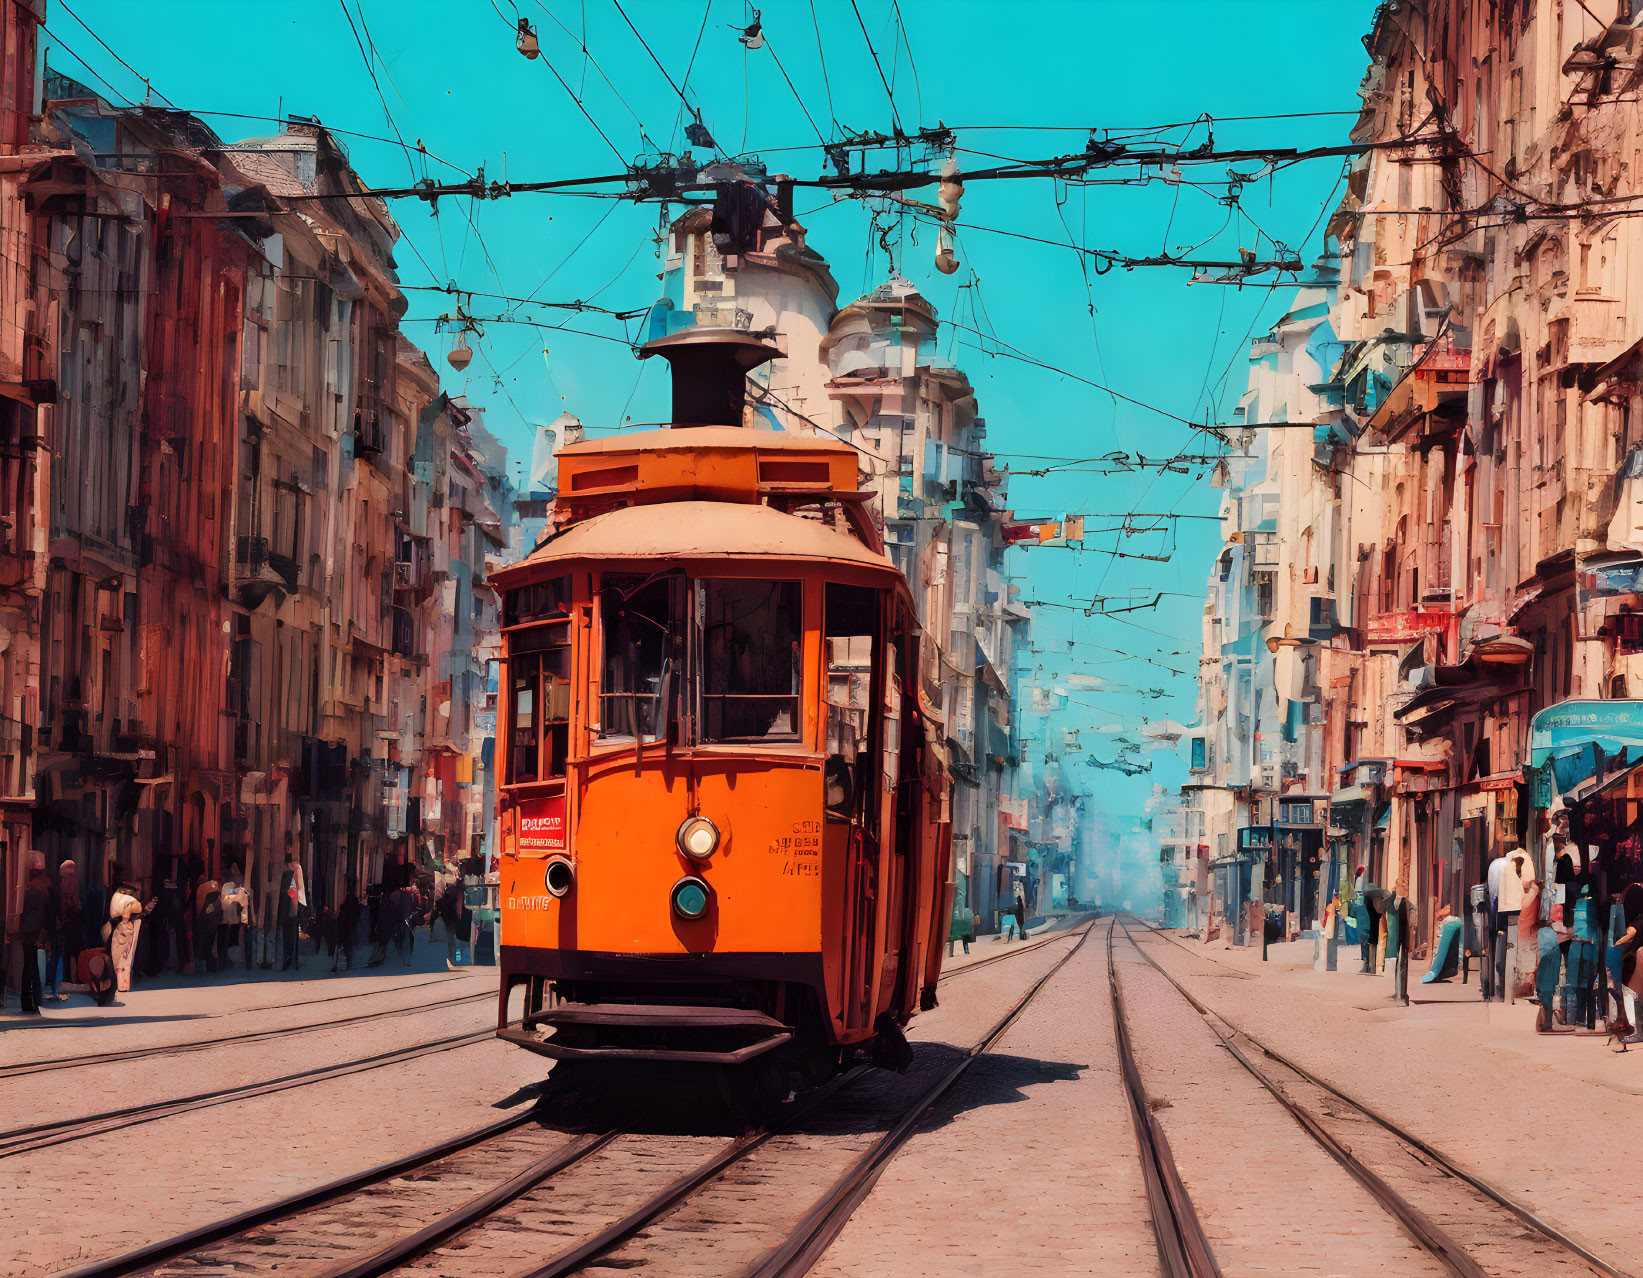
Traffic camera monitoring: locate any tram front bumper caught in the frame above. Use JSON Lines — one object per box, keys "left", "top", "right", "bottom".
{"left": 498, "top": 1002, "right": 796, "bottom": 1065}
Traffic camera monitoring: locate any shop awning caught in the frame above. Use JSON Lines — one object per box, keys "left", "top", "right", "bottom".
{"left": 1574, "top": 755, "right": 1643, "bottom": 806}
{"left": 1530, "top": 699, "right": 1643, "bottom": 796}
{"left": 1393, "top": 683, "right": 1481, "bottom": 723}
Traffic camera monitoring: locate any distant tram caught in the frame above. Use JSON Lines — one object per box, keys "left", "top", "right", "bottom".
{"left": 491, "top": 328, "right": 952, "bottom": 1098}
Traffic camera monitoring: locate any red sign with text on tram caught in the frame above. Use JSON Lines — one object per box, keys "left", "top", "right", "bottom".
{"left": 518, "top": 795, "right": 567, "bottom": 853}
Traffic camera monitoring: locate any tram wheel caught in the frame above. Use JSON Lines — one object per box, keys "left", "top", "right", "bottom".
{"left": 714, "top": 1056, "right": 786, "bottom": 1124}
{"left": 870, "top": 1013, "right": 914, "bottom": 1072}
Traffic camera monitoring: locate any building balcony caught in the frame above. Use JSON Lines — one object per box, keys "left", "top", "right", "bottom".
{"left": 1248, "top": 532, "right": 1280, "bottom": 570}
{"left": 234, "top": 535, "right": 298, "bottom": 601}
{"left": 1563, "top": 296, "right": 1628, "bottom": 368}
{"left": 355, "top": 410, "right": 387, "bottom": 460}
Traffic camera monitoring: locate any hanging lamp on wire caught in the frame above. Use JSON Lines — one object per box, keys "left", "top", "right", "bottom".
{"left": 447, "top": 329, "right": 473, "bottom": 371}
{"left": 516, "top": 18, "right": 540, "bottom": 59}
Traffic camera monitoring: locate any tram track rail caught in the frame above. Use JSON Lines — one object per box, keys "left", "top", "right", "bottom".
{"left": 64, "top": 921, "right": 1099, "bottom": 1278}
{"left": 17, "top": 918, "right": 1066, "bottom": 1087}
{"left": 0, "top": 1026, "right": 495, "bottom": 1159}
{"left": 737, "top": 919, "right": 1100, "bottom": 1277}
{"left": 15, "top": 922, "right": 1080, "bottom": 1164}
{"left": 1107, "top": 918, "right": 1222, "bottom": 1278}
{"left": 0, "top": 985, "right": 491, "bottom": 1080}
{"left": 1115, "top": 916, "right": 1630, "bottom": 1278}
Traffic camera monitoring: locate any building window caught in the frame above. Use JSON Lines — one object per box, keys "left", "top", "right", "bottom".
{"left": 700, "top": 579, "right": 802, "bottom": 741}
{"left": 1615, "top": 611, "right": 1643, "bottom": 656}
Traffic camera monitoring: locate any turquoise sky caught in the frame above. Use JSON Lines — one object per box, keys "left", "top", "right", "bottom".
{"left": 57, "top": 0, "right": 1379, "bottom": 813}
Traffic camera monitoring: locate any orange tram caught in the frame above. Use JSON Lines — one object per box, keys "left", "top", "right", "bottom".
{"left": 491, "top": 328, "right": 953, "bottom": 1098}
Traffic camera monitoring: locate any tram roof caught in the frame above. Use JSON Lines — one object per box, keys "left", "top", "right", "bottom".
{"left": 557, "top": 426, "right": 856, "bottom": 458}
{"left": 508, "top": 500, "right": 902, "bottom": 579}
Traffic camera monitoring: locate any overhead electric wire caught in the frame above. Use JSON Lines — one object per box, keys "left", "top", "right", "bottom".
{"left": 57, "top": 0, "right": 174, "bottom": 106}
{"left": 337, "top": 0, "right": 418, "bottom": 185}
{"left": 38, "top": 23, "right": 136, "bottom": 107}
{"left": 527, "top": 0, "right": 654, "bottom": 147}
{"left": 849, "top": 0, "right": 903, "bottom": 136}
{"left": 612, "top": 0, "right": 719, "bottom": 157}
{"left": 808, "top": 0, "right": 839, "bottom": 136}
{"left": 520, "top": 200, "right": 622, "bottom": 308}
{"left": 496, "top": 1, "right": 626, "bottom": 164}
{"left": 948, "top": 110, "right": 1362, "bottom": 134}
{"left": 947, "top": 320, "right": 1218, "bottom": 435}
{"left": 335, "top": 0, "right": 445, "bottom": 287}
{"left": 400, "top": 284, "right": 644, "bottom": 317}
{"left": 888, "top": 0, "right": 923, "bottom": 125}
{"left": 667, "top": 0, "right": 714, "bottom": 153}
{"left": 400, "top": 313, "right": 636, "bottom": 348}
{"left": 765, "top": 33, "right": 829, "bottom": 148}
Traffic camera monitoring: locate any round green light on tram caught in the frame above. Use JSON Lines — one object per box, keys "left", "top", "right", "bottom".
{"left": 671, "top": 876, "right": 710, "bottom": 920}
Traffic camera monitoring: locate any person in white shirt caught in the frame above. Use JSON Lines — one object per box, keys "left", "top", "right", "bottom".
{"left": 219, "top": 864, "right": 250, "bottom": 969}
{"left": 1496, "top": 844, "right": 1537, "bottom": 1000}
{"left": 1485, "top": 849, "right": 1507, "bottom": 1001}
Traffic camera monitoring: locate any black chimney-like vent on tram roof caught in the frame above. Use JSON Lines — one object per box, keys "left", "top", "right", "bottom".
{"left": 639, "top": 327, "right": 783, "bottom": 428}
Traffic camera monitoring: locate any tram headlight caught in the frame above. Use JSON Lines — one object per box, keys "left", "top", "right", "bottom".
{"left": 544, "top": 857, "right": 574, "bottom": 898}
{"left": 670, "top": 875, "right": 711, "bottom": 920}
{"left": 675, "top": 814, "right": 720, "bottom": 860}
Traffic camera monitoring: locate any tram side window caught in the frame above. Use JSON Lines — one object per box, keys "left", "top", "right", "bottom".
{"left": 825, "top": 584, "right": 878, "bottom": 813}
{"left": 883, "top": 641, "right": 901, "bottom": 793}
{"left": 507, "top": 627, "right": 571, "bottom": 783}
{"left": 509, "top": 660, "right": 538, "bottom": 782}
{"left": 700, "top": 580, "right": 801, "bottom": 741}
{"left": 505, "top": 577, "right": 571, "bottom": 627}
{"left": 601, "top": 574, "right": 677, "bottom": 741}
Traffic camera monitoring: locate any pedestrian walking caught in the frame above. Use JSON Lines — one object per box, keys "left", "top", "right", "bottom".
{"left": 390, "top": 881, "right": 417, "bottom": 966}
{"left": 334, "top": 882, "right": 362, "bottom": 972}
{"left": 219, "top": 864, "right": 248, "bottom": 968}
{"left": 180, "top": 852, "right": 204, "bottom": 975}
{"left": 366, "top": 883, "right": 390, "bottom": 967}
{"left": 147, "top": 854, "right": 186, "bottom": 975}
{"left": 437, "top": 878, "right": 465, "bottom": 967}
{"left": 277, "top": 849, "right": 304, "bottom": 972}
{"left": 1012, "top": 887, "right": 1028, "bottom": 941}
{"left": 194, "top": 871, "right": 221, "bottom": 974}
{"left": 50, "top": 858, "right": 83, "bottom": 995}
{"left": 1359, "top": 880, "right": 1395, "bottom": 974}
{"left": 106, "top": 869, "right": 150, "bottom": 994}
{"left": 16, "top": 855, "right": 51, "bottom": 1013}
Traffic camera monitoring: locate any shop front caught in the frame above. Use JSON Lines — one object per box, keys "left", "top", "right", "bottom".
{"left": 1272, "top": 795, "right": 1325, "bottom": 935}
{"left": 1526, "top": 700, "right": 1643, "bottom": 1027}
{"left": 1213, "top": 825, "right": 1268, "bottom": 946}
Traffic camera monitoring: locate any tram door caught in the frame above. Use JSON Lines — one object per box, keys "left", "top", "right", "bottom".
{"left": 825, "top": 584, "right": 882, "bottom": 1032}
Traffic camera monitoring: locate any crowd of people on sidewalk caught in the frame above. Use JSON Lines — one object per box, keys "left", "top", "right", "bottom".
{"left": 3, "top": 845, "right": 477, "bottom": 1014}
{"left": 1463, "top": 812, "right": 1643, "bottom": 1046}
{"left": 1339, "top": 807, "right": 1643, "bottom": 1048}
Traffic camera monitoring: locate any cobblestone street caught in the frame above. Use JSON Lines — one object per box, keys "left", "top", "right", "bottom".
{"left": 7, "top": 917, "right": 1639, "bottom": 1278}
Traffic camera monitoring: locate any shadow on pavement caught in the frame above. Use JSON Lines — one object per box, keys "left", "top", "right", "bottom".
{"left": 519, "top": 1041, "right": 1085, "bottom": 1140}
